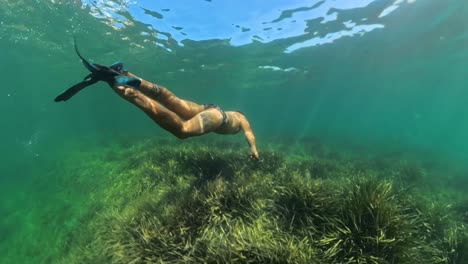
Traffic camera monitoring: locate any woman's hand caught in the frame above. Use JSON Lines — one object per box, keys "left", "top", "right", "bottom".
{"left": 249, "top": 152, "right": 260, "bottom": 161}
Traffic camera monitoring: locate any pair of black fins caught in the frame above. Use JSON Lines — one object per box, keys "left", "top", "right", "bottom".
{"left": 54, "top": 39, "right": 124, "bottom": 102}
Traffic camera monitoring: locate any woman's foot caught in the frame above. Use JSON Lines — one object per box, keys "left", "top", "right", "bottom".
{"left": 114, "top": 75, "right": 142, "bottom": 89}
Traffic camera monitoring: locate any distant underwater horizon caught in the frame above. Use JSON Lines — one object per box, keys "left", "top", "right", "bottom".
{"left": 1, "top": 0, "right": 468, "bottom": 263}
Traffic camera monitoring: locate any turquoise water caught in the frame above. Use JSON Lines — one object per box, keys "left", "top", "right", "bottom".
{"left": 2, "top": 0, "right": 468, "bottom": 262}
{"left": 3, "top": 0, "right": 468, "bottom": 162}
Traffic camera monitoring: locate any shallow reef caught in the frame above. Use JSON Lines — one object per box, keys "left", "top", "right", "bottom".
{"left": 1, "top": 137, "right": 468, "bottom": 264}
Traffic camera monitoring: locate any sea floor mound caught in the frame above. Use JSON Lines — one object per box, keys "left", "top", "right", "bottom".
{"left": 1, "top": 137, "right": 467, "bottom": 264}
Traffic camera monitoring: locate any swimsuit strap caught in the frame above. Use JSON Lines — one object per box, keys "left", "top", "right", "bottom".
{"left": 203, "top": 104, "right": 228, "bottom": 128}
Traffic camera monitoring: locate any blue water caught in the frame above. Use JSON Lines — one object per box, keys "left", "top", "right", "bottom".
{"left": 3, "top": 0, "right": 468, "bottom": 164}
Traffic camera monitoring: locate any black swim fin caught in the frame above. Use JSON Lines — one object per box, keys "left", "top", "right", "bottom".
{"left": 54, "top": 79, "right": 98, "bottom": 102}
{"left": 73, "top": 37, "right": 99, "bottom": 73}
{"left": 54, "top": 38, "right": 125, "bottom": 102}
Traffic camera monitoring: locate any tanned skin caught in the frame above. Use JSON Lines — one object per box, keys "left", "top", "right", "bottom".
{"left": 108, "top": 72, "right": 259, "bottom": 160}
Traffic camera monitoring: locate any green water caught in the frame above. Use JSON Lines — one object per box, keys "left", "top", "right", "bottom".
{"left": 2, "top": 0, "right": 468, "bottom": 263}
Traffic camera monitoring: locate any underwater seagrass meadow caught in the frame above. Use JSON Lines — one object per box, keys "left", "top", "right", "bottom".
{"left": 2, "top": 0, "right": 468, "bottom": 263}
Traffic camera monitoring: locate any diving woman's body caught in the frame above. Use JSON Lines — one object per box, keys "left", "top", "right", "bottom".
{"left": 109, "top": 72, "right": 260, "bottom": 160}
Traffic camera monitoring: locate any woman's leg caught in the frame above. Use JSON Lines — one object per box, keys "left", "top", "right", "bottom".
{"left": 126, "top": 72, "right": 205, "bottom": 120}
{"left": 112, "top": 84, "right": 185, "bottom": 138}
{"left": 111, "top": 85, "right": 222, "bottom": 139}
